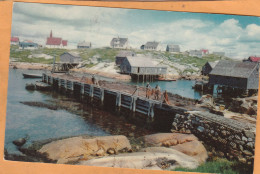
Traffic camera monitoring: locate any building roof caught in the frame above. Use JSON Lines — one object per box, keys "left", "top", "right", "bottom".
{"left": 201, "top": 49, "right": 209, "bottom": 54}
{"left": 11, "top": 37, "right": 19, "bottom": 42}
{"left": 67, "top": 52, "right": 80, "bottom": 58}
{"left": 249, "top": 56, "right": 260, "bottom": 62}
{"left": 19, "top": 42, "right": 38, "bottom": 47}
{"left": 116, "top": 50, "right": 135, "bottom": 57}
{"left": 208, "top": 61, "right": 218, "bottom": 68}
{"left": 125, "top": 56, "right": 165, "bottom": 68}
{"left": 110, "top": 37, "right": 128, "bottom": 46}
{"left": 46, "top": 37, "right": 62, "bottom": 45}
{"left": 145, "top": 41, "right": 159, "bottom": 48}
{"left": 78, "top": 41, "right": 91, "bottom": 47}
{"left": 209, "top": 60, "right": 258, "bottom": 78}
{"left": 167, "top": 44, "right": 179, "bottom": 49}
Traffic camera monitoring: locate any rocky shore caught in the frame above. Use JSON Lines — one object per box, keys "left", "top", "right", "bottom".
{"left": 7, "top": 133, "right": 208, "bottom": 171}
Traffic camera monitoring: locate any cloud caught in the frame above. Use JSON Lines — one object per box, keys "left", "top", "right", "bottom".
{"left": 11, "top": 2, "right": 260, "bottom": 59}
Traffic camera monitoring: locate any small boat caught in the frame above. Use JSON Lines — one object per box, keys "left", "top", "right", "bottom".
{"left": 35, "top": 81, "right": 51, "bottom": 90}
{"left": 157, "top": 78, "right": 176, "bottom": 81}
{"left": 23, "top": 73, "right": 42, "bottom": 79}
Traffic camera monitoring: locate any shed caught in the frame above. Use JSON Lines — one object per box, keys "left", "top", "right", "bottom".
{"left": 142, "top": 41, "right": 160, "bottom": 51}
{"left": 166, "top": 44, "right": 180, "bottom": 52}
{"left": 201, "top": 61, "right": 218, "bottom": 75}
{"left": 11, "top": 37, "right": 19, "bottom": 45}
{"left": 60, "top": 52, "right": 82, "bottom": 64}
{"left": 19, "top": 41, "right": 38, "bottom": 50}
{"left": 248, "top": 56, "right": 260, "bottom": 62}
{"left": 189, "top": 50, "right": 203, "bottom": 58}
{"left": 115, "top": 51, "right": 136, "bottom": 66}
{"left": 77, "top": 41, "right": 91, "bottom": 49}
{"left": 110, "top": 37, "right": 128, "bottom": 49}
{"left": 120, "top": 56, "right": 167, "bottom": 75}
{"left": 209, "top": 60, "right": 259, "bottom": 89}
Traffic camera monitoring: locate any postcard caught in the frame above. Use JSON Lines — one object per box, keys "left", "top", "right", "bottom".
{"left": 1, "top": 1, "right": 260, "bottom": 174}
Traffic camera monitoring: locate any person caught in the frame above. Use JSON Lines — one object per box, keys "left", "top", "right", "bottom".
{"left": 145, "top": 83, "right": 151, "bottom": 98}
{"left": 92, "top": 74, "right": 96, "bottom": 85}
{"left": 154, "top": 84, "right": 161, "bottom": 100}
{"left": 163, "top": 90, "right": 170, "bottom": 105}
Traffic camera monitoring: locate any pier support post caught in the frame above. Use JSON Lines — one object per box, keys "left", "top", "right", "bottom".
{"left": 101, "top": 88, "right": 104, "bottom": 104}
{"left": 116, "top": 92, "right": 121, "bottom": 107}
{"left": 131, "top": 97, "right": 137, "bottom": 112}
{"left": 81, "top": 83, "right": 84, "bottom": 95}
{"left": 90, "top": 85, "right": 94, "bottom": 98}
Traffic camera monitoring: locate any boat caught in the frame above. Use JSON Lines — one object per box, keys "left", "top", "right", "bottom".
{"left": 23, "top": 73, "right": 42, "bottom": 79}
{"left": 35, "top": 81, "right": 51, "bottom": 90}
{"left": 157, "top": 78, "right": 176, "bottom": 81}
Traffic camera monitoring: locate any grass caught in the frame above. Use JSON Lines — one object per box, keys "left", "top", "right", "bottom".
{"left": 173, "top": 158, "right": 253, "bottom": 174}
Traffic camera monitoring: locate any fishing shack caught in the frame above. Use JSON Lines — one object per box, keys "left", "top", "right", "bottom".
{"left": 52, "top": 52, "right": 82, "bottom": 72}
{"left": 209, "top": 60, "right": 259, "bottom": 95}
{"left": 115, "top": 50, "right": 136, "bottom": 66}
{"left": 120, "top": 55, "right": 167, "bottom": 81}
{"left": 201, "top": 61, "right": 218, "bottom": 76}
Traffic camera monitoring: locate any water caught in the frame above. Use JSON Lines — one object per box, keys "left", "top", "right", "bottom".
{"left": 4, "top": 69, "right": 109, "bottom": 155}
{"left": 129, "top": 80, "right": 202, "bottom": 100}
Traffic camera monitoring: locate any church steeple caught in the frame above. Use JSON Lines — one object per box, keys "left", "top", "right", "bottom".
{"left": 50, "top": 30, "right": 52, "bottom": 38}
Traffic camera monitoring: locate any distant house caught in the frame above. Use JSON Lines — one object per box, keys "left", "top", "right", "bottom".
{"left": 201, "top": 61, "right": 218, "bottom": 76}
{"left": 201, "top": 49, "right": 209, "bottom": 55}
{"left": 120, "top": 56, "right": 167, "bottom": 75}
{"left": 247, "top": 56, "right": 260, "bottom": 62}
{"left": 60, "top": 52, "right": 82, "bottom": 64}
{"left": 19, "top": 41, "right": 38, "bottom": 50}
{"left": 213, "top": 52, "right": 225, "bottom": 57}
{"left": 10, "top": 37, "right": 19, "bottom": 45}
{"left": 166, "top": 44, "right": 180, "bottom": 52}
{"left": 209, "top": 60, "right": 259, "bottom": 90}
{"left": 142, "top": 41, "right": 160, "bottom": 51}
{"left": 77, "top": 41, "right": 91, "bottom": 49}
{"left": 46, "top": 30, "right": 68, "bottom": 48}
{"left": 115, "top": 50, "right": 136, "bottom": 66}
{"left": 110, "top": 37, "right": 128, "bottom": 49}
{"left": 189, "top": 50, "right": 203, "bottom": 58}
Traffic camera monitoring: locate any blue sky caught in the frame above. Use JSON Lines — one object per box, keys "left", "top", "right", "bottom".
{"left": 11, "top": 2, "right": 260, "bottom": 59}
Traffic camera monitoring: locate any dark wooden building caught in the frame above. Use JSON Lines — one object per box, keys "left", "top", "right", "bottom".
{"left": 201, "top": 61, "right": 218, "bottom": 76}
{"left": 120, "top": 56, "right": 167, "bottom": 76}
{"left": 115, "top": 51, "right": 136, "bottom": 66}
{"left": 166, "top": 44, "right": 180, "bottom": 52}
{"left": 77, "top": 41, "right": 91, "bottom": 49}
{"left": 60, "top": 52, "right": 82, "bottom": 64}
{"left": 209, "top": 60, "right": 259, "bottom": 90}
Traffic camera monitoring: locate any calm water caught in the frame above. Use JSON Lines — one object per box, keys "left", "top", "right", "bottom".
{"left": 4, "top": 69, "right": 109, "bottom": 155}
{"left": 129, "top": 80, "right": 202, "bottom": 100}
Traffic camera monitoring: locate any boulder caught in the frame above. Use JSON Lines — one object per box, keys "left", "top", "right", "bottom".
{"left": 38, "top": 135, "right": 131, "bottom": 164}
{"left": 143, "top": 133, "right": 207, "bottom": 164}
{"left": 78, "top": 149, "right": 199, "bottom": 170}
{"left": 171, "top": 140, "right": 208, "bottom": 164}
{"left": 13, "top": 138, "right": 26, "bottom": 147}
{"left": 144, "top": 133, "right": 197, "bottom": 146}
{"left": 198, "top": 94, "right": 214, "bottom": 109}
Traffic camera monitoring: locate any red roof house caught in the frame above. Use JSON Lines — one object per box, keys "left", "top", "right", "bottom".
{"left": 201, "top": 49, "right": 209, "bottom": 55}
{"left": 11, "top": 37, "right": 20, "bottom": 45}
{"left": 46, "top": 30, "right": 67, "bottom": 47}
{"left": 249, "top": 56, "right": 260, "bottom": 62}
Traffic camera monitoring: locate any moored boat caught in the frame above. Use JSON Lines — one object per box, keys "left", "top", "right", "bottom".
{"left": 23, "top": 73, "right": 42, "bottom": 79}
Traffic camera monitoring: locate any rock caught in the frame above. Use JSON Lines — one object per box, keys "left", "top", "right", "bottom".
{"left": 107, "top": 148, "right": 116, "bottom": 155}
{"left": 243, "top": 150, "right": 253, "bottom": 156}
{"left": 38, "top": 135, "right": 131, "bottom": 163}
{"left": 25, "top": 83, "right": 36, "bottom": 90}
{"left": 144, "top": 133, "right": 197, "bottom": 146}
{"left": 79, "top": 150, "right": 199, "bottom": 170}
{"left": 244, "top": 131, "right": 255, "bottom": 139}
{"left": 242, "top": 136, "right": 247, "bottom": 142}
{"left": 170, "top": 140, "right": 208, "bottom": 164}
{"left": 198, "top": 95, "right": 214, "bottom": 109}
{"left": 143, "top": 133, "right": 207, "bottom": 164}
{"left": 13, "top": 138, "right": 26, "bottom": 147}
{"left": 238, "top": 157, "right": 247, "bottom": 163}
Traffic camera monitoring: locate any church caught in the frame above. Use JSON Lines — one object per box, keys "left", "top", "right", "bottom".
{"left": 45, "top": 30, "right": 68, "bottom": 48}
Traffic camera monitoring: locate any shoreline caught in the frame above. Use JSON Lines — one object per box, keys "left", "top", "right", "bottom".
{"left": 9, "top": 61, "right": 205, "bottom": 81}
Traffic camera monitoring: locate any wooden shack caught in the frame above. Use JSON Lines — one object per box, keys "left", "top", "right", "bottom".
{"left": 209, "top": 60, "right": 259, "bottom": 90}
{"left": 60, "top": 52, "right": 82, "bottom": 64}
{"left": 115, "top": 50, "right": 136, "bottom": 66}
{"left": 201, "top": 61, "right": 218, "bottom": 76}
{"left": 77, "top": 41, "right": 91, "bottom": 49}
{"left": 142, "top": 41, "right": 160, "bottom": 51}
{"left": 52, "top": 52, "right": 82, "bottom": 72}
{"left": 120, "top": 56, "right": 167, "bottom": 80}
{"left": 166, "top": 44, "right": 180, "bottom": 52}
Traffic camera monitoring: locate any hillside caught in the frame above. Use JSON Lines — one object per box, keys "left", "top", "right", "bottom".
{"left": 9, "top": 46, "right": 230, "bottom": 76}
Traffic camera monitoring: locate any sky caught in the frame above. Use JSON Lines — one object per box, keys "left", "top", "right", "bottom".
{"left": 11, "top": 2, "right": 260, "bottom": 59}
